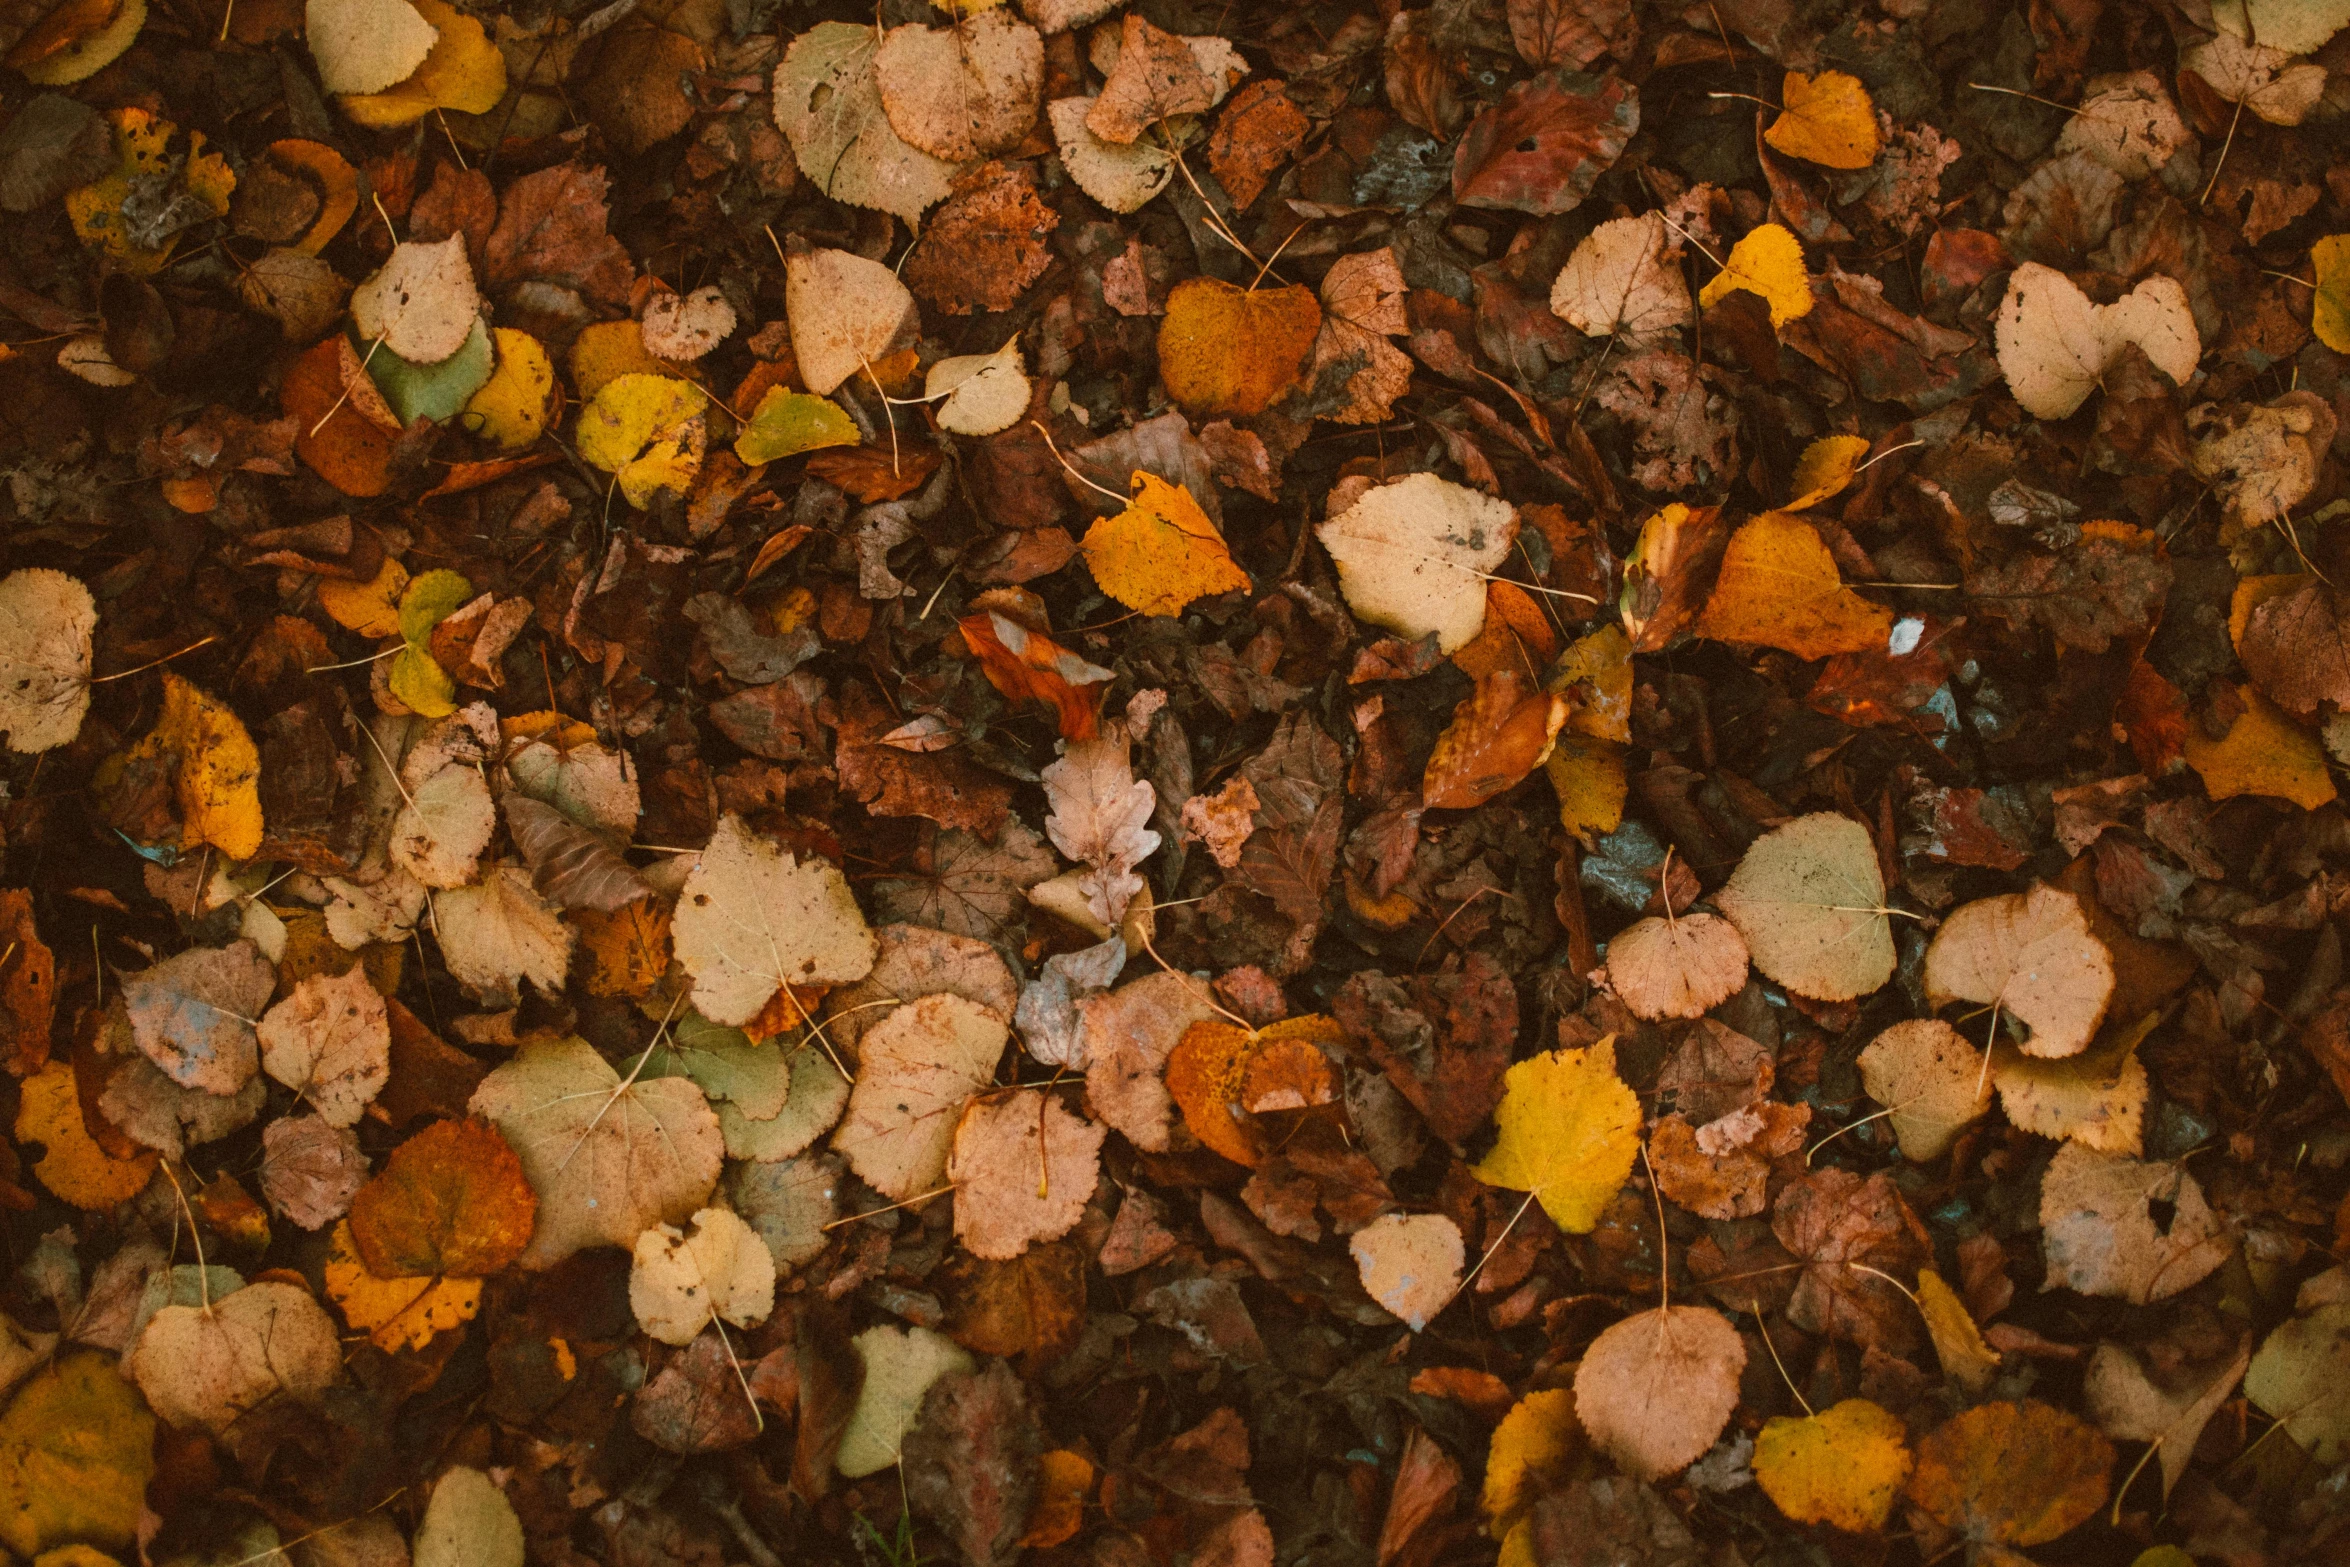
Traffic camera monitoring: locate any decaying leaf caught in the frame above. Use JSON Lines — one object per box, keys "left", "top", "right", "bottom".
{"left": 1923, "top": 884, "right": 2113, "bottom": 1059}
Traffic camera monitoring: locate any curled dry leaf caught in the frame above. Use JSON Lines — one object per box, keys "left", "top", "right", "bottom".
{"left": 1573, "top": 1304, "right": 1745, "bottom": 1481}
{"left": 1603, "top": 911, "right": 1748, "bottom": 1022}
{"left": 1421, "top": 670, "right": 1567, "bottom": 811}
{"left": 948, "top": 1089, "right": 1104, "bottom": 1260}
{"left": 1716, "top": 812, "right": 1894, "bottom": 1003}
{"left": 1923, "top": 883, "right": 2113, "bottom": 1059}
{"left": 502, "top": 793, "right": 651, "bottom": 912}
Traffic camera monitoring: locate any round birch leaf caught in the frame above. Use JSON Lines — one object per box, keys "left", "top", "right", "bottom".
{"left": 1574, "top": 1305, "right": 1745, "bottom": 1481}
{"left": 673, "top": 815, "right": 877, "bottom": 1027}
{"left": 1716, "top": 813, "right": 1894, "bottom": 1002}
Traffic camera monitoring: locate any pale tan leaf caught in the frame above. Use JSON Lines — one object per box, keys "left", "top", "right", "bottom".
{"left": 947, "top": 1089, "right": 1104, "bottom": 1260}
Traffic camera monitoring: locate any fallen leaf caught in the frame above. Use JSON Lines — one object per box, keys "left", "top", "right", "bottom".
{"left": 1349, "top": 1212, "right": 1463, "bottom": 1331}
{"left": 348, "top": 1116, "right": 536, "bottom": 1277}
{"left": 1422, "top": 669, "right": 1567, "bottom": 811}
{"left": 1165, "top": 1014, "right": 1341, "bottom": 1166}
{"left": 1482, "top": 1387, "right": 1581, "bottom": 1538}
{"left": 1856, "top": 1019, "right": 1992, "bottom": 1161}
{"left": 960, "top": 611, "right": 1112, "bottom": 741}
{"left": 1924, "top": 883, "right": 2113, "bottom": 1059}
{"left": 2059, "top": 72, "right": 2190, "bottom": 179}
{"left": 2039, "top": 1143, "right": 2230, "bottom": 1304}
{"left": 630, "top": 1206, "right": 776, "bottom": 1345}
{"left": 391, "top": 763, "right": 495, "bottom": 888}
{"left": 1753, "top": 1399, "right": 1912, "bottom": 1531}
{"left": 1157, "top": 278, "right": 1322, "bottom": 418}
{"left": 2085, "top": 1334, "right": 2250, "bottom": 1497}
{"left": 1573, "top": 1305, "right": 1745, "bottom": 1481}
{"left": 120, "top": 939, "right": 274, "bottom": 1096}
{"left": 1694, "top": 512, "right": 1893, "bottom": 659}
{"left": 577, "top": 373, "right": 705, "bottom": 509}
{"left": 2189, "top": 391, "right": 2335, "bottom": 530}
{"left": 904, "top": 1361, "right": 1045, "bottom": 1567}
{"left": 787, "top": 245, "right": 918, "bottom": 397}
{"left": 876, "top": 12, "right": 1043, "bottom": 162}
{"left": 1916, "top": 1267, "right": 2001, "bottom": 1393}
{"left": 2183, "top": 30, "right": 2326, "bottom": 125}
{"left": 1021, "top": 1449, "right": 1095, "bottom": 1549}
{"left": 833, "top": 993, "right": 1007, "bottom": 1200}
{"left": 772, "top": 22, "right": 955, "bottom": 225}
{"left": 929, "top": 342, "right": 1032, "bottom": 438}
{"left": 2245, "top": 1303, "right": 2350, "bottom": 1462}
{"left": 1549, "top": 212, "right": 1692, "bottom": 346}
{"left": 467, "top": 1034, "right": 723, "bottom": 1267}
{"left": 1649, "top": 1102, "right": 1808, "bottom": 1219}
{"left": 0, "top": 567, "right": 96, "bottom": 754}
{"left": 109, "top": 673, "right": 265, "bottom": 861}
{"left": 433, "top": 866, "right": 573, "bottom": 1007}
{"left": 1905, "top": 1400, "right": 2112, "bottom": 1550}
{"left": 948, "top": 1089, "right": 1103, "bottom": 1259}
{"left": 412, "top": 1466, "right": 523, "bottom": 1567}
{"left": 1082, "top": 471, "right": 1250, "bottom": 616}
{"left": 2313, "top": 234, "right": 2350, "bottom": 353}
{"left": 125, "top": 1278, "right": 342, "bottom": 1433}
{"left": 1081, "top": 970, "right": 1221, "bottom": 1150}
{"left": 1994, "top": 262, "right": 2199, "bottom": 420}
{"left": 505, "top": 794, "right": 651, "bottom": 913}
{"left": 0, "top": 1351, "right": 154, "bottom": 1559}
{"left": 838, "top": 1323, "right": 974, "bottom": 1477}
{"left": 257, "top": 967, "right": 389, "bottom": 1127}
{"left": 1047, "top": 96, "right": 1176, "bottom": 212}
{"left": 1085, "top": 15, "right": 1243, "bottom": 144}
{"left": 257, "top": 1113, "right": 365, "bottom": 1230}
{"left": 1471, "top": 1035, "right": 1639, "bottom": 1232}
{"left": 351, "top": 236, "right": 479, "bottom": 363}
{"left": 1453, "top": 68, "right": 1637, "bottom": 215}
{"left": 641, "top": 286, "right": 735, "bottom": 363}
{"left": 1764, "top": 70, "right": 1881, "bottom": 170}
{"left": 1041, "top": 735, "right": 1159, "bottom": 929}
{"left": 324, "top": 1217, "right": 480, "bottom": 1352}
{"left": 673, "top": 815, "right": 877, "bottom": 1027}
{"left": 1603, "top": 911, "right": 1748, "bottom": 1021}
{"left": 306, "top": 0, "right": 437, "bottom": 95}
{"left": 1697, "top": 223, "right": 1811, "bottom": 328}
{"left": 16, "top": 1058, "right": 154, "bottom": 1209}
{"left": 2184, "top": 683, "right": 2336, "bottom": 809}
{"left": 1318, "top": 474, "right": 1518, "bottom": 654}
{"left": 1716, "top": 812, "right": 1894, "bottom": 1002}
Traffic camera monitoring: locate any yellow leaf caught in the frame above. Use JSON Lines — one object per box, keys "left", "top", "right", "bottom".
{"left": 1156, "top": 277, "right": 1322, "bottom": 416}
{"left": 337, "top": 0, "right": 508, "bottom": 128}
{"left": 1787, "top": 434, "right": 1872, "bottom": 511}
{"left": 568, "top": 318, "right": 686, "bottom": 401}
{"left": 1916, "top": 1268, "right": 2002, "bottom": 1393}
{"left": 1020, "top": 1449, "right": 1094, "bottom": 1548}
{"left": 1695, "top": 512, "right": 1892, "bottom": 660}
{"left": 1551, "top": 622, "right": 1632, "bottom": 743}
{"left": 461, "top": 328, "right": 557, "bottom": 451}
{"left": 1764, "top": 70, "right": 1882, "bottom": 170}
{"left": 15, "top": 1059, "right": 154, "bottom": 1210}
{"left": 318, "top": 558, "right": 410, "bottom": 638}
{"left": 1471, "top": 1036, "right": 1640, "bottom": 1232}
{"left": 2184, "top": 684, "right": 2337, "bottom": 809}
{"left": 2314, "top": 235, "right": 2350, "bottom": 355}
{"left": 117, "top": 673, "right": 264, "bottom": 860}
{"left": 578, "top": 373, "right": 707, "bottom": 509}
{"left": 1754, "top": 1398, "right": 1914, "bottom": 1531}
{"left": 389, "top": 644, "right": 456, "bottom": 718}
{"left": 323, "top": 1219, "right": 482, "bottom": 1352}
{"left": 1545, "top": 733, "right": 1626, "bottom": 838}
{"left": 1697, "top": 222, "right": 1812, "bottom": 328}
{"left": 7, "top": 0, "right": 147, "bottom": 87}
{"left": 576, "top": 901, "right": 672, "bottom": 998}
{"left": 733, "top": 387, "right": 858, "bottom": 465}
{"left": 1482, "top": 1387, "right": 1581, "bottom": 1537}
{"left": 0, "top": 1351, "right": 156, "bottom": 1558}
{"left": 65, "top": 109, "right": 234, "bottom": 276}
{"left": 1082, "top": 472, "right": 1250, "bottom": 617}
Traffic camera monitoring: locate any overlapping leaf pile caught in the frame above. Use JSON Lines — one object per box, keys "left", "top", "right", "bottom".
{"left": 6, "top": 2, "right": 2350, "bottom": 1565}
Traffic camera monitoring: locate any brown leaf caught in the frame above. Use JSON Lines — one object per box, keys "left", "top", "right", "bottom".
{"left": 903, "top": 163, "right": 1061, "bottom": 316}
{"left": 1452, "top": 69, "right": 1637, "bottom": 215}
{"left": 1772, "top": 1167, "right": 1932, "bottom": 1351}
{"left": 1207, "top": 80, "right": 1308, "bottom": 209}
{"left": 1905, "top": 1400, "right": 2112, "bottom": 1549}
{"left": 504, "top": 794, "right": 652, "bottom": 912}
{"left": 0, "top": 888, "right": 54, "bottom": 1074}
{"left": 941, "top": 1242, "right": 1088, "bottom": 1367}
{"left": 1335, "top": 955, "right": 1517, "bottom": 1146}
{"left": 835, "top": 682, "right": 1014, "bottom": 837}
{"left": 482, "top": 162, "right": 634, "bottom": 308}
{"left": 2238, "top": 577, "right": 2350, "bottom": 718}
{"left": 903, "top": 1362, "right": 1044, "bottom": 1567}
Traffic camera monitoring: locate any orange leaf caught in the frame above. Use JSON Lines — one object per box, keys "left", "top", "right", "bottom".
{"left": 575, "top": 901, "right": 672, "bottom": 999}
{"left": 1423, "top": 669, "right": 1568, "bottom": 810}
{"left": 1156, "top": 277, "right": 1322, "bottom": 416}
{"left": 1764, "top": 70, "right": 1882, "bottom": 170}
{"left": 284, "top": 336, "right": 394, "bottom": 498}
{"left": 1080, "top": 472, "right": 1250, "bottom": 617}
{"left": 1165, "top": 1014, "right": 1343, "bottom": 1167}
{"left": 1695, "top": 512, "right": 1892, "bottom": 660}
{"left": 1451, "top": 580, "right": 1559, "bottom": 682}
{"left": 1905, "top": 1400, "right": 2112, "bottom": 1550}
{"left": 959, "top": 610, "right": 1112, "bottom": 740}
{"left": 1020, "top": 1449, "right": 1095, "bottom": 1549}
{"left": 16, "top": 1058, "right": 154, "bottom": 1210}
{"left": 347, "top": 1116, "right": 538, "bottom": 1279}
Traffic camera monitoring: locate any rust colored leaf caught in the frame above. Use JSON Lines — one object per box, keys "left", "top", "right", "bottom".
{"left": 1452, "top": 70, "right": 1637, "bottom": 215}
{"left": 347, "top": 1116, "right": 538, "bottom": 1279}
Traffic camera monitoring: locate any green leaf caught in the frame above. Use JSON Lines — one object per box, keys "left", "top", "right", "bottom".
{"left": 390, "top": 644, "right": 457, "bottom": 718}
{"left": 734, "top": 387, "right": 858, "bottom": 465}
{"left": 398, "top": 568, "right": 475, "bottom": 646}
{"left": 370, "top": 319, "right": 496, "bottom": 427}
